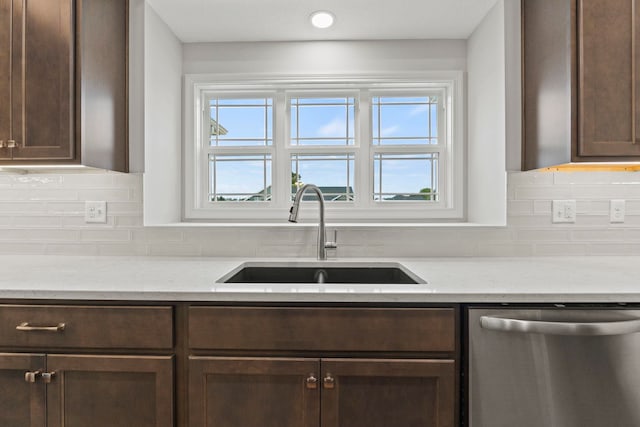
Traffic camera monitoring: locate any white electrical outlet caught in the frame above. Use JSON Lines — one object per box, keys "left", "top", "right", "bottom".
{"left": 85, "top": 201, "right": 107, "bottom": 223}
{"left": 552, "top": 200, "right": 576, "bottom": 223}
{"left": 610, "top": 199, "right": 626, "bottom": 223}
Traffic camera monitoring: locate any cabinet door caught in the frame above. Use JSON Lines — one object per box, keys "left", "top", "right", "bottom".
{"left": 321, "top": 358, "right": 456, "bottom": 427}
{"left": 0, "top": 0, "right": 10, "bottom": 159}
{"left": 0, "top": 353, "right": 45, "bottom": 427}
{"left": 46, "top": 354, "right": 173, "bottom": 427}
{"left": 189, "top": 357, "right": 319, "bottom": 427}
{"left": 10, "top": 0, "right": 74, "bottom": 161}
{"left": 578, "top": 0, "right": 640, "bottom": 157}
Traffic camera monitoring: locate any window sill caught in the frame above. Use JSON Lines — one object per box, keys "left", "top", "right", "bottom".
{"left": 143, "top": 221, "right": 507, "bottom": 229}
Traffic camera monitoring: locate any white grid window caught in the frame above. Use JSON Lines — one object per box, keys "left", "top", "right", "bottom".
{"left": 186, "top": 77, "right": 463, "bottom": 221}
{"left": 370, "top": 95, "right": 442, "bottom": 203}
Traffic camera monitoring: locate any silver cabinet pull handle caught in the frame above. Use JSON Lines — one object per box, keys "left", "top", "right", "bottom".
{"left": 41, "top": 372, "right": 55, "bottom": 384}
{"left": 305, "top": 374, "right": 318, "bottom": 389}
{"left": 480, "top": 316, "right": 640, "bottom": 336}
{"left": 16, "top": 322, "right": 66, "bottom": 332}
{"left": 24, "top": 370, "right": 41, "bottom": 383}
{"left": 323, "top": 374, "right": 335, "bottom": 389}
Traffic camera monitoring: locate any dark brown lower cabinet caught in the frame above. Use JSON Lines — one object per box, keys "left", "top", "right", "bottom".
{"left": 189, "top": 356, "right": 455, "bottom": 427}
{"left": 0, "top": 353, "right": 46, "bottom": 427}
{"left": 0, "top": 353, "right": 173, "bottom": 427}
{"left": 189, "top": 357, "right": 319, "bottom": 427}
{"left": 321, "top": 358, "right": 455, "bottom": 427}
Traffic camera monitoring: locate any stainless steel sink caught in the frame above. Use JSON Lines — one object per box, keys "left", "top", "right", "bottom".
{"left": 217, "top": 262, "right": 425, "bottom": 284}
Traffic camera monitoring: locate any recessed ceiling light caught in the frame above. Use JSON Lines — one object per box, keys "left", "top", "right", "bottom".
{"left": 310, "top": 11, "right": 335, "bottom": 29}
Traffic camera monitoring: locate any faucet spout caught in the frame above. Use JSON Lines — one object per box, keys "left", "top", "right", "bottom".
{"left": 288, "top": 184, "right": 329, "bottom": 260}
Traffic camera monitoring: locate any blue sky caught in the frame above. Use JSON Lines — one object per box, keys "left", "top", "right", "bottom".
{"left": 210, "top": 97, "right": 437, "bottom": 200}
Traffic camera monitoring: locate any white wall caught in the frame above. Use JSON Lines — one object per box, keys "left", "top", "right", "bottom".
{"left": 503, "top": 0, "right": 522, "bottom": 171}
{"left": 142, "top": 3, "right": 183, "bottom": 224}
{"left": 183, "top": 40, "right": 467, "bottom": 75}
{"left": 128, "top": 0, "right": 145, "bottom": 173}
{"left": 466, "top": 0, "right": 509, "bottom": 224}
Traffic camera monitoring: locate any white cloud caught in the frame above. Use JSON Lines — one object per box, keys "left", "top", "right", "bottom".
{"left": 409, "top": 104, "right": 429, "bottom": 117}
{"left": 381, "top": 126, "right": 399, "bottom": 137}
{"left": 318, "top": 117, "right": 346, "bottom": 137}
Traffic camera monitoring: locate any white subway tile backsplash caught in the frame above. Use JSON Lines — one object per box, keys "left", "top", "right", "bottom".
{"left": 114, "top": 216, "right": 144, "bottom": 228}
{"left": 10, "top": 175, "right": 64, "bottom": 188}
{"left": 534, "top": 243, "right": 589, "bottom": 256}
{"left": 0, "top": 170, "right": 639, "bottom": 257}
{"left": 80, "top": 230, "right": 131, "bottom": 242}
{"left": 516, "top": 229, "right": 571, "bottom": 242}
{"left": 61, "top": 173, "right": 114, "bottom": 188}
{"left": 553, "top": 171, "right": 640, "bottom": 185}
{"left": 61, "top": 216, "right": 116, "bottom": 228}
{"left": 515, "top": 186, "right": 573, "bottom": 200}
{"left": 132, "top": 228, "right": 183, "bottom": 242}
{"left": 0, "top": 242, "right": 46, "bottom": 253}
{"left": 533, "top": 200, "right": 552, "bottom": 215}
{"left": 27, "top": 189, "right": 78, "bottom": 201}
{"left": 12, "top": 216, "right": 64, "bottom": 228}
{"left": 570, "top": 229, "right": 630, "bottom": 241}
{"left": 507, "top": 171, "right": 554, "bottom": 186}
{"left": 572, "top": 185, "right": 636, "bottom": 199}
{"left": 45, "top": 243, "right": 99, "bottom": 256}
{"left": 587, "top": 243, "right": 640, "bottom": 255}
{"left": 0, "top": 189, "right": 30, "bottom": 201}
{"left": 0, "top": 201, "right": 47, "bottom": 213}
{"left": 200, "top": 242, "right": 257, "bottom": 257}
{"left": 46, "top": 202, "right": 85, "bottom": 215}
{"left": 506, "top": 200, "right": 534, "bottom": 215}
{"left": 477, "top": 243, "right": 534, "bottom": 257}
{"left": 148, "top": 243, "right": 201, "bottom": 257}
{"left": 77, "top": 188, "right": 130, "bottom": 201}
{"left": 98, "top": 243, "right": 150, "bottom": 256}
{"left": 103, "top": 202, "right": 143, "bottom": 215}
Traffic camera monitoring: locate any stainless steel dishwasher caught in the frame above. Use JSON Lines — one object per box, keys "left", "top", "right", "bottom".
{"left": 468, "top": 307, "right": 640, "bottom": 427}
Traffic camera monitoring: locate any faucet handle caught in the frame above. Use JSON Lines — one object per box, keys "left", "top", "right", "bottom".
{"left": 325, "top": 230, "right": 338, "bottom": 250}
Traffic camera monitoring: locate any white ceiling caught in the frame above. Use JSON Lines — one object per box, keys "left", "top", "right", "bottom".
{"left": 146, "top": 0, "right": 500, "bottom": 43}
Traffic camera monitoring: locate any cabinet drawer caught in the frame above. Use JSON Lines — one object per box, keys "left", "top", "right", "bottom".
{"left": 189, "top": 307, "right": 455, "bottom": 353}
{"left": 0, "top": 305, "right": 173, "bottom": 349}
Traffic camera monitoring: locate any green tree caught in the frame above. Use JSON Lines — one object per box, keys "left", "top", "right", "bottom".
{"left": 420, "top": 187, "right": 433, "bottom": 201}
{"left": 291, "top": 172, "right": 302, "bottom": 185}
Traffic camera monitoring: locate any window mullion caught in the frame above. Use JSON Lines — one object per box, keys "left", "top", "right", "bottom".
{"left": 357, "top": 90, "right": 372, "bottom": 210}
{"left": 199, "top": 95, "right": 211, "bottom": 209}
{"left": 273, "top": 90, "right": 289, "bottom": 207}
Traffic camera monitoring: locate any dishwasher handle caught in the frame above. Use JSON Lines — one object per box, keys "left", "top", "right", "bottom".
{"left": 480, "top": 315, "right": 640, "bottom": 336}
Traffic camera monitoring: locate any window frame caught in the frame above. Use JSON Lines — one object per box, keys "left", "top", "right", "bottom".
{"left": 184, "top": 73, "right": 464, "bottom": 222}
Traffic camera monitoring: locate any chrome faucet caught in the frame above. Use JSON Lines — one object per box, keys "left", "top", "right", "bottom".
{"left": 288, "top": 183, "right": 337, "bottom": 260}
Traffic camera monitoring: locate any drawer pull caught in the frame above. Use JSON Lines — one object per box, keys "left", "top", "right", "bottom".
{"left": 24, "top": 371, "right": 41, "bottom": 383}
{"left": 305, "top": 374, "right": 318, "bottom": 389}
{"left": 41, "top": 372, "right": 55, "bottom": 384}
{"left": 16, "top": 322, "right": 66, "bottom": 332}
{"left": 323, "top": 374, "right": 335, "bottom": 389}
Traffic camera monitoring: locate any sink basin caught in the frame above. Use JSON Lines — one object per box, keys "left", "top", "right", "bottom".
{"left": 217, "top": 262, "right": 425, "bottom": 284}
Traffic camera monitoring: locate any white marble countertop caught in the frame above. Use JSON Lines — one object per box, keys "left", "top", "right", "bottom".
{"left": 0, "top": 255, "right": 638, "bottom": 303}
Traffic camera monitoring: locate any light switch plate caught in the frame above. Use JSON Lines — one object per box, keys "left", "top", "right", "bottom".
{"left": 610, "top": 199, "right": 625, "bottom": 223}
{"left": 85, "top": 201, "right": 107, "bottom": 223}
{"left": 552, "top": 200, "right": 576, "bottom": 223}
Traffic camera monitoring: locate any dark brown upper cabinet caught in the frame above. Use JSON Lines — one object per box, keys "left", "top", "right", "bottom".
{"left": 523, "top": 0, "right": 640, "bottom": 170}
{"left": 0, "top": 0, "right": 128, "bottom": 172}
